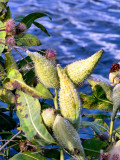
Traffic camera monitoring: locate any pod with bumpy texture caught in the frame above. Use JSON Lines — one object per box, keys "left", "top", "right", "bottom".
{"left": 26, "top": 50, "right": 59, "bottom": 89}
{"left": 65, "top": 50, "right": 104, "bottom": 85}
{"left": 53, "top": 115, "right": 85, "bottom": 160}
{"left": 57, "top": 64, "right": 81, "bottom": 124}
{"left": 42, "top": 108, "right": 56, "bottom": 128}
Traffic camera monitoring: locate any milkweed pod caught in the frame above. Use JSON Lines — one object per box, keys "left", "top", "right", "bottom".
{"left": 53, "top": 115, "right": 85, "bottom": 159}
{"left": 41, "top": 108, "right": 56, "bottom": 128}
{"left": 26, "top": 50, "right": 59, "bottom": 89}
{"left": 57, "top": 64, "right": 81, "bottom": 124}
{"left": 65, "top": 49, "right": 104, "bottom": 85}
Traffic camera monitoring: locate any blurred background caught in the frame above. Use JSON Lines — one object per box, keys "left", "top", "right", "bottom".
{"left": 8, "top": 0, "right": 120, "bottom": 84}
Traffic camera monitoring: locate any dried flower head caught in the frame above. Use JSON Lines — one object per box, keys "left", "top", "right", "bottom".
{"left": 109, "top": 63, "right": 120, "bottom": 86}
{"left": 6, "top": 36, "right": 15, "bottom": 46}
{"left": 5, "top": 19, "right": 16, "bottom": 35}
{"left": 45, "top": 48, "right": 57, "bottom": 60}
{"left": 16, "top": 23, "right": 27, "bottom": 34}
{"left": 109, "top": 64, "right": 120, "bottom": 73}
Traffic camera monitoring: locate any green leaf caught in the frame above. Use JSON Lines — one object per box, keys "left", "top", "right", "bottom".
{"left": 10, "top": 151, "right": 47, "bottom": 160}
{"left": 85, "top": 113, "right": 110, "bottom": 119}
{"left": 21, "top": 12, "right": 52, "bottom": 29}
{"left": 114, "top": 125, "right": 120, "bottom": 139}
{"left": 0, "top": 112, "right": 16, "bottom": 131}
{"left": 0, "top": 21, "right": 6, "bottom": 55}
{"left": 81, "top": 121, "right": 105, "bottom": 136}
{"left": 80, "top": 92, "right": 113, "bottom": 111}
{"left": 0, "top": 86, "right": 15, "bottom": 104}
{"left": 0, "top": 107, "right": 8, "bottom": 112}
{"left": 17, "top": 56, "right": 32, "bottom": 68}
{"left": 21, "top": 69, "right": 35, "bottom": 86}
{"left": 33, "top": 21, "right": 50, "bottom": 36}
{"left": 41, "top": 148, "right": 60, "bottom": 159}
{"left": 41, "top": 102, "right": 53, "bottom": 111}
{"left": 93, "top": 119, "right": 109, "bottom": 132}
{"left": 83, "top": 138, "right": 107, "bottom": 158}
{"left": 5, "top": 51, "right": 18, "bottom": 73}
{"left": 14, "top": 15, "right": 25, "bottom": 22}
{"left": 35, "top": 83, "right": 53, "bottom": 100}
{"left": 16, "top": 90, "right": 55, "bottom": 146}
{"left": 4, "top": 6, "right": 12, "bottom": 21}
{"left": 88, "top": 75, "right": 113, "bottom": 101}
{"left": 93, "top": 85, "right": 107, "bottom": 99}
{"left": 0, "top": 3, "right": 7, "bottom": 21}
{"left": 15, "top": 33, "right": 41, "bottom": 46}
{"left": 17, "top": 56, "right": 35, "bottom": 85}
{"left": 0, "top": 63, "right": 5, "bottom": 81}
{"left": 14, "top": 15, "right": 50, "bottom": 36}
{"left": 3, "top": 69, "right": 53, "bottom": 99}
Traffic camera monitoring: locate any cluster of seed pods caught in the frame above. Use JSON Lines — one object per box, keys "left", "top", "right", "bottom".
{"left": 27, "top": 49, "right": 103, "bottom": 159}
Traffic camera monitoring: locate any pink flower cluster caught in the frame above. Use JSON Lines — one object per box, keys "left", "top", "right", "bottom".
{"left": 5, "top": 19, "right": 27, "bottom": 46}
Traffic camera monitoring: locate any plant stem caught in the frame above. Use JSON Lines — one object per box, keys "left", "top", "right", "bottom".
{"left": 6, "top": 148, "right": 9, "bottom": 160}
{"left": 0, "top": 130, "right": 21, "bottom": 151}
{"left": 109, "top": 120, "right": 114, "bottom": 142}
{"left": 60, "top": 148, "right": 64, "bottom": 160}
{"left": 7, "top": 104, "right": 9, "bottom": 110}
{"left": 53, "top": 89, "right": 58, "bottom": 110}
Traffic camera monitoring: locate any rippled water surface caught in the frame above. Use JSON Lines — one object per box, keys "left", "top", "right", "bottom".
{"left": 8, "top": 0, "right": 120, "bottom": 79}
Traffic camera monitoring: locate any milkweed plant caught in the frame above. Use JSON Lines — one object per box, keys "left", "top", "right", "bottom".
{"left": 0, "top": 0, "right": 120, "bottom": 160}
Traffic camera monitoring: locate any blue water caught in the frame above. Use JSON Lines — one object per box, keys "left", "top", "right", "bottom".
{"left": 8, "top": 0, "right": 120, "bottom": 79}
{"left": 5, "top": 0, "right": 120, "bottom": 159}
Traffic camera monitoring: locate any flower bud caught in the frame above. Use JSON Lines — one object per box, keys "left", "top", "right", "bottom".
{"left": 42, "top": 108, "right": 56, "bottom": 128}
{"left": 6, "top": 36, "right": 15, "bottom": 46}
{"left": 5, "top": 19, "right": 16, "bottom": 35}
{"left": 26, "top": 50, "right": 59, "bottom": 89}
{"left": 57, "top": 64, "right": 81, "bottom": 124}
{"left": 16, "top": 23, "right": 27, "bottom": 34}
{"left": 109, "top": 63, "right": 120, "bottom": 86}
{"left": 65, "top": 50, "right": 104, "bottom": 85}
{"left": 53, "top": 115, "right": 85, "bottom": 159}
{"left": 45, "top": 48, "right": 57, "bottom": 60}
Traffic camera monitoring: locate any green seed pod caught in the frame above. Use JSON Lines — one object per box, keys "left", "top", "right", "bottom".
{"left": 65, "top": 50, "right": 104, "bottom": 85}
{"left": 53, "top": 115, "right": 85, "bottom": 159}
{"left": 57, "top": 64, "right": 81, "bottom": 124}
{"left": 42, "top": 108, "right": 56, "bottom": 128}
{"left": 26, "top": 50, "right": 59, "bottom": 89}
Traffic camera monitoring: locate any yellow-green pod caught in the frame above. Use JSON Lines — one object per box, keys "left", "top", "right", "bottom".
{"left": 65, "top": 50, "right": 104, "bottom": 85}
{"left": 42, "top": 108, "right": 56, "bottom": 128}
{"left": 53, "top": 115, "right": 85, "bottom": 160}
{"left": 57, "top": 64, "right": 81, "bottom": 124}
{"left": 26, "top": 50, "right": 59, "bottom": 89}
